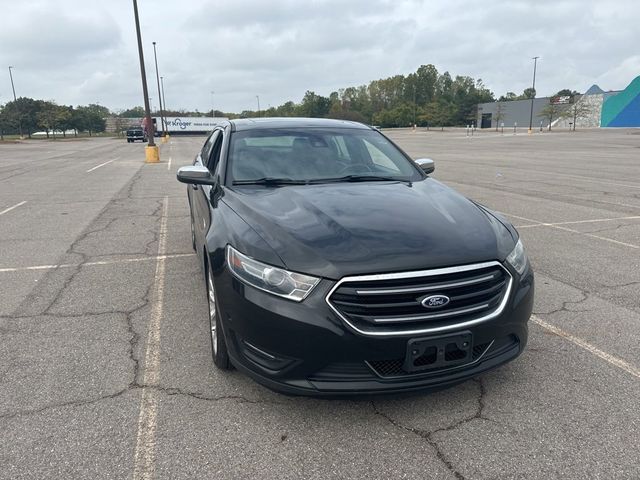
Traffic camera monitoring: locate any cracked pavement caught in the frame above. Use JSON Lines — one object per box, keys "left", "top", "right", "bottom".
{"left": 1, "top": 131, "right": 639, "bottom": 479}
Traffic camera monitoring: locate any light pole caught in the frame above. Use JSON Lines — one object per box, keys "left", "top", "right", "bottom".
{"left": 256, "top": 95, "right": 260, "bottom": 117}
{"left": 528, "top": 56, "right": 539, "bottom": 134}
{"left": 210, "top": 91, "right": 215, "bottom": 117}
{"left": 413, "top": 84, "right": 417, "bottom": 126}
{"left": 152, "top": 41, "right": 166, "bottom": 136}
{"left": 132, "top": 0, "right": 157, "bottom": 160}
{"left": 8, "top": 66, "right": 22, "bottom": 138}
{"left": 8, "top": 66, "right": 16, "bottom": 100}
{"left": 160, "top": 76, "right": 167, "bottom": 112}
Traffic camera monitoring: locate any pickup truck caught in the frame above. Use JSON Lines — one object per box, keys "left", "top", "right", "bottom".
{"left": 126, "top": 128, "right": 147, "bottom": 143}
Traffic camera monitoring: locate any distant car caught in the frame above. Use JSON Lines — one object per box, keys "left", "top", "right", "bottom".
{"left": 126, "top": 127, "right": 147, "bottom": 143}
{"left": 176, "top": 117, "right": 534, "bottom": 396}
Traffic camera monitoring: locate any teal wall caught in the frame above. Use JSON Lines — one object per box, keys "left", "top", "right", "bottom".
{"left": 601, "top": 76, "right": 640, "bottom": 127}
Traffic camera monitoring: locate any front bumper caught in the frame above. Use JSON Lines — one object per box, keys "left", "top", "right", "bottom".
{"left": 214, "top": 263, "right": 534, "bottom": 396}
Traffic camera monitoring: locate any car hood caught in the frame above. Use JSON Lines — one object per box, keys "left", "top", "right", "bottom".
{"left": 223, "top": 179, "right": 516, "bottom": 280}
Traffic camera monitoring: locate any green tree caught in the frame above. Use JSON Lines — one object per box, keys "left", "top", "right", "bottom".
{"left": 498, "top": 92, "right": 518, "bottom": 101}
{"left": 560, "top": 96, "right": 591, "bottom": 131}
{"left": 555, "top": 89, "right": 580, "bottom": 97}
{"left": 299, "top": 91, "right": 331, "bottom": 117}
{"left": 37, "top": 101, "right": 59, "bottom": 138}
{"left": 521, "top": 88, "right": 536, "bottom": 99}
{"left": 119, "top": 106, "right": 145, "bottom": 118}
{"left": 3, "top": 97, "right": 40, "bottom": 137}
{"left": 538, "top": 102, "right": 563, "bottom": 131}
{"left": 421, "top": 99, "right": 453, "bottom": 128}
{"left": 56, "top": 105, "right": 73, "bottom": 137}
{"left": 494, "top": 102, "right": 506, "bottom": 131}
{"left": 74, "top": 104, "right": 107, "bottom": 136}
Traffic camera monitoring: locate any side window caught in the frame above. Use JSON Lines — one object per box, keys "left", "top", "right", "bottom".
{"left": 207, "top": 130, "right": 224, "bottom": 173}
{"left": 199, "top": 131, "right": 218, "bottom": 165}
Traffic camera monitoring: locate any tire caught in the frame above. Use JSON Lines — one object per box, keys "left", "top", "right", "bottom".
{"left": 206, "top": 260, "right": 231, "bottom": 369}
{"left": 127, "top": 139, "right": 131, "bottom": 143}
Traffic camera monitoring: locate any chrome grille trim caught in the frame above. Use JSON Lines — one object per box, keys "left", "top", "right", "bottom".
{"left": 355, "top": 274, "right": 498, "bottom": 295}
{"left": 372, "top": 303, "right": 490, "bottom": 323}
{"left": 326, "top": 261, "right": 513, "bottom": 337}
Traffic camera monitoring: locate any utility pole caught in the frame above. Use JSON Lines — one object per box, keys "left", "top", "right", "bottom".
{"left": 160, "top": 76, "right": 167, "bottom": 112}
{"left": 413, "top": 84, "right": 417, "bottom": 126}
{"left": 152, "top": 41, "right": 165, "bottom": 136}
{"left": 256, "top": 95, "right": 261, "bottom": 117}
{"left": 132, "top": 0, "right": 158, "bottom": 162}
{"left": 8, "top": 66, "right": 23, "bottom": 138}
{"left": 528, "top": 56, "right": 539, "bottom": 134}
{"left": 210, "top": 91, "right": 215, "bottom": 116}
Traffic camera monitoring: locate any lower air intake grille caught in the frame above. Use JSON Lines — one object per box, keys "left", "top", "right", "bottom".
{"left": 368, "top": 342, "right": 492, "bottom": 378}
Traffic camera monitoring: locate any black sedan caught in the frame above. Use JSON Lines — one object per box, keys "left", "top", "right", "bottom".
{"left": 177, "top": 118, "right": 534, "bottom": 396}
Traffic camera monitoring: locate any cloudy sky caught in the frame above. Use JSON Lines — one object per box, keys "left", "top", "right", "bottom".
{"left": 1, "top": 0, "right": 639, "bottom": 113}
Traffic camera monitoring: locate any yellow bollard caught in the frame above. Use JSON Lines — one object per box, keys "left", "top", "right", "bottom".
{"left": 145, "top": 145, "right": 160, "bottom": 163}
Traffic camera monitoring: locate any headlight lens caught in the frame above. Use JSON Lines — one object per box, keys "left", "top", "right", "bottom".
{"left": 226, "top": 246, "right": 320, "bottom": 301}
{"left": 506, "top": 238, "right": 528, "bottom": 275}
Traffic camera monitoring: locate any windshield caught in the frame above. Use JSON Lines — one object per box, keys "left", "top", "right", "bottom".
{"left": 227, "top": 127, "right": 422, "bottom": 184}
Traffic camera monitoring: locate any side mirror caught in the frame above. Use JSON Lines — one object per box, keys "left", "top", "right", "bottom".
{"left": 176, "top": 165, "right": 217, "bottom": 186}
{"left": 415, "top": 158, "right": 435, "bottom": 175}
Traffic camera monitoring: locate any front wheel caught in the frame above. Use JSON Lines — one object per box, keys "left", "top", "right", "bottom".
{"left": 207, "top": 261, "right": 231, "bottom": 369}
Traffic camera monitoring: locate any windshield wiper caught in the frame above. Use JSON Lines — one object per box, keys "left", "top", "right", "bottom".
{"left": 232, "top": 177, "right": 308, "bottom": 186}
{"left": 315, "top": 175, "right": 411, "bottom": 183}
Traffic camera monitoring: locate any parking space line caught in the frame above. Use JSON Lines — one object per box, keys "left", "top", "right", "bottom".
{"left": 133, "top": 196, "right": 168, "bottom": 480}
{"left": 532, "top": 315, "right": 640, "bottom": 380}
{"left": 0, "top": 253, "right": 195, "bottom": 273}
{"left": 0, "top": 201, "right": 27, "bottom": 216}
{"left": 86, "top": 158, "right": 117, "bottom": 173}
{"left": 506, "top": 212, "right": 640, "bottom": 249}
{"left": 167, "top": 156, "right": 171, "bottom": 171}
{"left": 516, "top": 215, "right": 640, "bottom": 229}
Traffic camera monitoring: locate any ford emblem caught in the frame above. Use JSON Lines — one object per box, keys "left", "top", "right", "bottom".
{"left": 421, "top": 295, "right": 450, "bottom": 309}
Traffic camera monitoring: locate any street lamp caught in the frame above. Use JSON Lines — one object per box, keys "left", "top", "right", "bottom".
{"left": 160, "top": 76, "right": 167, "bottom": 112}
{"left": 132, "top": 0, "right": 158, "bottom": 161}
{"left": 8, "top": 66, "right": 17, "bottom": 101}
{"left": 210, "top": 91, "right": 215, "bottom": 117}
{"left": 8, "top": 66, "right": 23, "bottom": 138}
{"left": 528, "top": 56, "right": 539, "bottom": 134}
{"left": 152, "top": 41, "right": 166, "bottom": 136}
{"left": 256, "top": 95, "right": 261, "bottom": 117}
{"left": 413, "top": 84, "right": 417, "bottom": 126}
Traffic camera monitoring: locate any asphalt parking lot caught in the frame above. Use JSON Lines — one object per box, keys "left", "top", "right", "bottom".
{"left": 1, "top": 128, "right": 639, "bottom": 479}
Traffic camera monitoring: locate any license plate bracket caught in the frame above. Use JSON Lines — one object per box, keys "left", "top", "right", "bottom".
{"left": 403, "top": 331, "right": 473, "bottom": 373}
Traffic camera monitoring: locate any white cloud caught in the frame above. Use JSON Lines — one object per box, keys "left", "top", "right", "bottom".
{"left": 0, "top": 0, "right": 638, "bottom": 111}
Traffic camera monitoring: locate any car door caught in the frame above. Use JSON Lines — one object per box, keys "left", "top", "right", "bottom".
{"left": 191, "top": 130, "right": 220, "bottom": 254}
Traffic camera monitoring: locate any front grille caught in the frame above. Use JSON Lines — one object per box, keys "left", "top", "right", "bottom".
{"left": 327, "top": 262, "right": 511, "bottom": 336}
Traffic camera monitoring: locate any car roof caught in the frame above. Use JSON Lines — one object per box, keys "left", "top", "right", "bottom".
{"left": 229, "top": 117, "right": 372, "bottom": 132}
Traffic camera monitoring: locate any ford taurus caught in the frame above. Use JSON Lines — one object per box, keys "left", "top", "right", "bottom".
{"left": 176, "top": 117, "right": 534, "bottom": 395}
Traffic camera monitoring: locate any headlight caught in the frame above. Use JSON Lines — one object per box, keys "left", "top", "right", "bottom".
{"left": 226, "top": 245, "right": 320, "bottom": 301}
{"left": 506, "top": 238, "right": 528, "bottom": 275}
